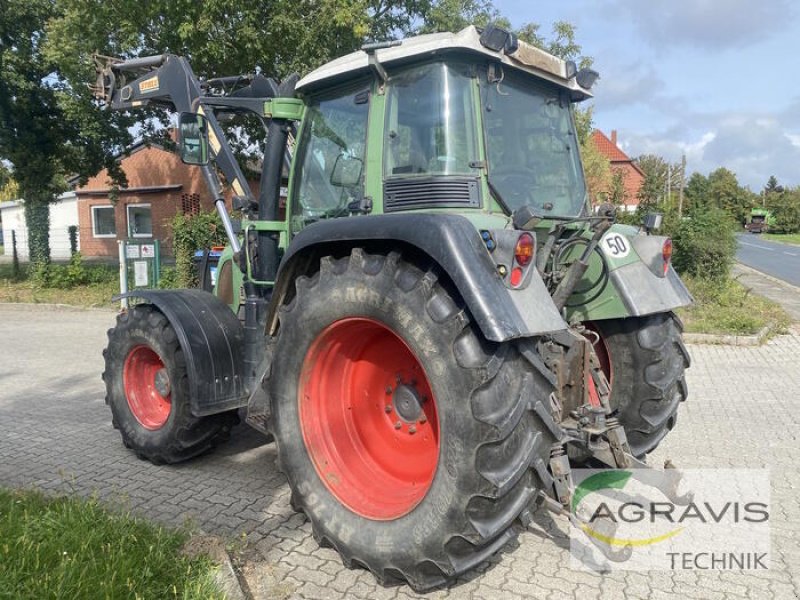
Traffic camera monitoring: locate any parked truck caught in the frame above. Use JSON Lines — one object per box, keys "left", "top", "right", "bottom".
{"left": 94, "top": 24, "right": 691, "bottom": 590}
{"left": 745, "top": 208, "right": 774, "bottom": 233}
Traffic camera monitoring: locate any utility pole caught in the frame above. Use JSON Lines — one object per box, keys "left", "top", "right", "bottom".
{"left": 678, "top": 154, "right": 686, "bottom": 217}
{"left": 666, "top": 164, "right": 672, "bottom": 206}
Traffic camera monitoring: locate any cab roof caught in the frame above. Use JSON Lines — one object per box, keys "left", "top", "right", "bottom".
{"left": 295, "top": 26, "right": 592, "bottom": 100}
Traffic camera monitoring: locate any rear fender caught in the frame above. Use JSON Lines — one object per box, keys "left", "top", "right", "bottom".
{"left": 115, "top": 289, "right": 248, "bottom": 416}
{"left": 268, "top": 214, "right": 568, "bottom": 342}
{"left": 565, "top": 224, "right": 693, "bottom": 322}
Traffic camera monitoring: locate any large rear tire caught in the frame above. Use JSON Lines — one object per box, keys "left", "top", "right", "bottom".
{"left": 267, "top": 249, "right": 556, "bottom": 591}
{"left": 102, "top": 305, "right": 238, "bottom": 464}
{"left": 587, "top": 312, "right": 690, "bottom": 457}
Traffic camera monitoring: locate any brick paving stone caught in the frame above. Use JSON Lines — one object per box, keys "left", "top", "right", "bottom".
{"left": 2, "top": 306, "right": 799, "bottom": 599}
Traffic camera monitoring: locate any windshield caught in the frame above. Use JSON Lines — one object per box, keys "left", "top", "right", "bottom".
{"left": 481, "top": 68, "right": 586, "bottom": 216}
{"left": 384, "top": 62, "right": 478, "bottom": 177}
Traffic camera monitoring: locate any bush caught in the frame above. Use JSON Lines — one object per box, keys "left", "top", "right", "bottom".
{"left": 172, "top": 211, "right": 227, "bottom": 288}
{"left": 30, "top": 253, "right": 116, "bottom": 289}
{"left": 670, "top": 207, "right": 736, "bottom": 280}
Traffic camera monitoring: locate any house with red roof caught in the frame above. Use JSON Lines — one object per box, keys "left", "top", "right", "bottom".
{"left": 591, "top": 129, "right": 644, "bottom": 211}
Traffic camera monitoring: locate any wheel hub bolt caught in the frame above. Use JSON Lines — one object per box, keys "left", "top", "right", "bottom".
{"left": 409, "top": 426, "right": 417, "bottom": 435}
{"left": 385, "top": 405, "right": 392, "bottom": 413}
{"left": 419, "top": 414, "right": 427, "bottom": 424}
{"left": 154, "top": 368, "right": 170, "bottom": 397}
{"left": 394, "top": 421, "right": 402, "bottom": 430}
{"left": 385, "top": 386, "right": 392, "bottom": 395}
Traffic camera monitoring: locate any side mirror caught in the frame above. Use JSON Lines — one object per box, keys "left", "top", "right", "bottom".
{"left": 330, "top": 153, "right": 363, "bottom": 187}
{"left": 178, "top": 112, "right": 209, "bottom": 166}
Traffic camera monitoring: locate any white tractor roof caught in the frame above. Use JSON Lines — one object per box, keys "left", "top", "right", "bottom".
{"left": 296, "top": 26, "right": 591, "bottom": 99}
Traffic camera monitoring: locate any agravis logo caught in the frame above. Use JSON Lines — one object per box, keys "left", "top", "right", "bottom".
{"left": 572, "top": 470, "right": 683, "bottom": 547}
{"left": 569, "top": 469, "right": 771, "bottom": 571}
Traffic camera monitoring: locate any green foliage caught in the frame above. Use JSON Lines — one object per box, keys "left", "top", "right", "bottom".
{"left": 157, "top": 266, "right": 179, "bottom": 289}
{"left": 677, "top": 275, "right": 791, "bottom": 336}
{"left": 0, "top": 488, "right": 224, "bottom": 599}
{"left": 11, "top": 230, "right": 21, "bottom": 280}
{"left": 67, "top": 225, "right": 78, "bottom": 255}
{"left": 635, "top": 154, "right": 683, "bottom": 209}
{"left": 764, "top": 185, "right": 800, "bottom": 234}
{"left": 706, "top": 167, "right": 755, "bottom": 225}
{"left": 670, "top": 207, "right": 736, "bottom": 280}
{"left": 1, "top": 0, "right": 134, "bottom": 269}
{"left": 684, "top": 172, "right": 710, "bottom": 213}
{"left": 31, "top": 253, "right": 116, "bottom": 289}
{"left": 172, "top": 211, "right": 227, "bottom": 288}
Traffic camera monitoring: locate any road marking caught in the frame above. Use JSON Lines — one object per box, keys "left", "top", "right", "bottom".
{"left": 783, "top": 251, "right": 798, "bottom": 256}
{"left": 739, "top": 241, "right": 774, "bottom": 251}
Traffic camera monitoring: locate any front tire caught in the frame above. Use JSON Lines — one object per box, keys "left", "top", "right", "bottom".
{"left": 267, "top": 249, "right": 556, "bottom": 591}
{"left": 102, "top": 305, "right": 238, "bottom": 464}
{"left": 587, "top": 312, "right": 690, "bottom": 457}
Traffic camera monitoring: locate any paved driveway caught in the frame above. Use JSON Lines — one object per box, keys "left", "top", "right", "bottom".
{"left": 1, "top": 304, "right": 799, "bottom": 599}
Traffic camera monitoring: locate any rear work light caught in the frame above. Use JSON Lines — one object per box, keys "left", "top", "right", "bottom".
{"left": 662, "top": 238, "right": 673, "bottom": 275}
{"left": 514, "top": 233, "right": 535, "bottom": 267}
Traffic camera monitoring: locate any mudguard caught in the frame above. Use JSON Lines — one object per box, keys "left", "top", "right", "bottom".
{"left": 115, "top": 289, "right": 248, "bottom": 416}
{"left": 269, "top": 213, "right": 568, "bottom": 342}
{"left": 564, "top": 225, "right": 693, "bottom": 322}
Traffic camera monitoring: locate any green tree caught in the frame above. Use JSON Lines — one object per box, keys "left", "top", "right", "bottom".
{"left": 763, "top": 175, "right": 783, "bottom": 196}
{"left": 0, "top": 163, "right": 19, "bottom": 201}
{"left": 0, "top": 0, "right": 131, "bottom": 268}
{"left": 765, "top": 186, "right": 800, "bottom": 233}
{"left": 684, "top": 172, "right": 710, "bottom": 212}
{"left": 706, "top": 167, "right": 753, "bottom": 225}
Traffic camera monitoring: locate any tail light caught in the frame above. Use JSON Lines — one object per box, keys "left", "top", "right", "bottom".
{"left": 514, "top": 233, "right": 535, "bottom": 267}
{"left": 662, "top": 238, "right": 673, "bottom": 275}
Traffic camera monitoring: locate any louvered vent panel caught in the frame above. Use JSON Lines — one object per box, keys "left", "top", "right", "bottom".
{"left": 384, "top": 177, "right": 481, "bottom": 211}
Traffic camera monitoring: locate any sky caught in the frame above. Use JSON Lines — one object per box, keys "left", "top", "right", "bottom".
{"left": 496, "top": 0, "right": 800, "bottom": 190}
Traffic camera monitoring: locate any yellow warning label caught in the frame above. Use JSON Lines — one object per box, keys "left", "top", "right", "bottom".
{"left": 138, "top": 77, "right": 160, "bottom": 94}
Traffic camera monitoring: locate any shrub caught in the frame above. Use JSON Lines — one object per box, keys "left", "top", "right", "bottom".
{"left": 670, "top": 207, "right": 736, "bottom": 280}
{"left": 31, "top": 253, "right": 116, "bottom": 289}
{"left": 172, "top": 210, "right": 227, "bottom": 288}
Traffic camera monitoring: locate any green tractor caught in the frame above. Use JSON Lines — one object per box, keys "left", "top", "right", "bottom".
{"left": 95, "top": 24, "right": 691, "bottom": 590}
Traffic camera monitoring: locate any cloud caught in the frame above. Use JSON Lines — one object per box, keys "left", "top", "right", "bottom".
{"left": 608, "top": 0, "right": 796, "bottom": 50}
{"left": 592, "top": 63, "right": 664, "bottom": 108}
{"left": 618, "top": 114, "right": 800, "bottom": 189}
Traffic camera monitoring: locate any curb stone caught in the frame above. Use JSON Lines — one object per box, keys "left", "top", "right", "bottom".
{"left": 183, "top": 534, "right": 247, "bottom": 600}
{"left": 682, "top": 324, "right": 772, "bottom": 346}
{"left": 0, "top": 301, "right": 117, "bottom": 313}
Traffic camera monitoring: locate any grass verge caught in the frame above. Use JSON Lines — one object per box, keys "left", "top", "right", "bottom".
{"left": 761, "top": 233, "right": 800, "bottom": 245}
{"left": 677, "top": 276, "right": 792, "bottom": 336}
{"left": 0, "top": 488, "right": 224, "bottom": 599}
{"left": 0, "top": 261, "right": 118, "bottom": 309}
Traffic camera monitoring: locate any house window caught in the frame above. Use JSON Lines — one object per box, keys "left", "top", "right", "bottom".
{"left": 127, "top": 204, "right": 153, "bottom": 238}
{"left": 92, "top": 205, "right": 116, "bottom": 238}
{"left": 181, "top": 193, "right": 201, "bottom": 215}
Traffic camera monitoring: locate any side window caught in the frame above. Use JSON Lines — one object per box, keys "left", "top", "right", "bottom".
{"left": 291, "top": 87, "right": 369, "bottom": 229}
{"left": 384, "top": 63, "right": 477, "bottom": 177}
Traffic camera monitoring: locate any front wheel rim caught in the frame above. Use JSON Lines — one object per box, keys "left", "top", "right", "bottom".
{"left": 299, "top": 318, "right": 440, "bottom": 520}
{"left": 123, "top": 345, "right": 172, "bottom": 430}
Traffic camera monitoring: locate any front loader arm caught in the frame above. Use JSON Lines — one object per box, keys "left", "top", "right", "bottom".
{"left": 91, "top": 53, "right": 261, "bottom": 208}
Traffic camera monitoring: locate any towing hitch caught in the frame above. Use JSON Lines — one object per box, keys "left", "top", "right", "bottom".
{"left": 533, "top": 329, "right": 693, "bottom": 562}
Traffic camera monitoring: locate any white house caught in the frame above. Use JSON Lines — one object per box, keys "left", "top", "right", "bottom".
{"left": 0, "top": 192, "right": 79, "bottom": 260}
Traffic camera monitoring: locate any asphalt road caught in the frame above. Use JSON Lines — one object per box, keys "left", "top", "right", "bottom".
{"left": 736, "top": 233, "right": 800, "bottom": 286}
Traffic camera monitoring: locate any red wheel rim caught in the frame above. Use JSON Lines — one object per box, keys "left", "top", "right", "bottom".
{"left": 299, "top": 318, "right": 439, "bottom": 520}
{"left": 123, "top": 345, "right": 172, "bottom": 430}
{"left": 584, "top": 323, "right": 613, "bottom": 407}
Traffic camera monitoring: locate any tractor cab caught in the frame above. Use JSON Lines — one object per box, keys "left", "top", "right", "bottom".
{"left": 288, "top": 25, "right": 596, "bottom": 232}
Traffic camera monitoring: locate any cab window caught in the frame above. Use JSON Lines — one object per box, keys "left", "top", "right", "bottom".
{"left": 291, "top": 86, "right": 369, "bottom": 229}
